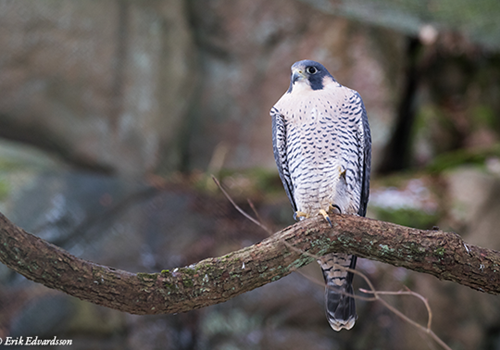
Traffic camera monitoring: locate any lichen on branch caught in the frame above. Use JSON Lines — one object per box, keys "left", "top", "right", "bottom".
{"left": 0, "top": 211, "right": 499, "bottom": 315}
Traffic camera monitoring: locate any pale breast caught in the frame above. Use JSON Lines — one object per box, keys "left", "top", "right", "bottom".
{"left": 274, "top": 83, "right": 361, "bottom": 215}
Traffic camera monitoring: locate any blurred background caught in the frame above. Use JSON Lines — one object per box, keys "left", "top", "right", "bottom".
{"left": 0, "top": 0, "right": 500, "bottom": 349}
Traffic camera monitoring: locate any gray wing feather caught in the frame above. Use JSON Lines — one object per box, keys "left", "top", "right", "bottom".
{"left": 271, "top": 107, "right": 297, "bottom": 212}
{"left": 357, "top": 95, "right": 371, "bottom": 217}
{"left": 323, "top": 91, "right": 370, "bottom": 331}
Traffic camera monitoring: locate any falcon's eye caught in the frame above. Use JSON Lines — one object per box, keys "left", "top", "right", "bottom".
{"left": 306, "top": 66, "right": 318, "bottom": 74}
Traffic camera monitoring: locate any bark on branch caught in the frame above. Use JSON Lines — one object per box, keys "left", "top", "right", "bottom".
{"left": 0, "top": 211, "right": 499, "bottom": 315}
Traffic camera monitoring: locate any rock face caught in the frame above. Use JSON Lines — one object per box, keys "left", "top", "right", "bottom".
{"left": 0, "top": 1, "right": 499, "bottom": 176}
{"left": 445, "top": 166, "right": 500, "bottom": 250}
{"left": 0, "top": 0, "right": 403, "bottom": 176}
{"left": 187, "top": 0, "right": 404, "bottom": 171}
{"left": 0, "top": 0, "right": 197, "bottom": 176}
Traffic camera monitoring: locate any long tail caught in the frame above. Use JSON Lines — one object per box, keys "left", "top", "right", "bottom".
{"left": 318, "top": 253, "right": 357, "bottom": 331}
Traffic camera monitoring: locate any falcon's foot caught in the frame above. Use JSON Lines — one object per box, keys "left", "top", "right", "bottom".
{"left": 319, "top": 209, "right": 333, "bottom": 227}
{"left": 293, "top": 211, "right": 309, "bottom": 221}
{"left": 295, "top": 205, "right": 342, "bottom": 227}
{"left": 339, "top": 166, "right": 347, "bottom": 181}
{"left": 320, "top": 204, "right": 342, "bottom": 228}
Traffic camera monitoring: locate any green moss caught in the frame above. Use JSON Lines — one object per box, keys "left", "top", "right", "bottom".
{"left": 287, "top": 255, "right": 314, "bottom": 270}
{"left": 92, "top": 266, "right": 106, "bottom": 277}
{"left": 218, "top": 168, "right": 284, "bottom": 194}
{"left": 374, "top": 207, "right": 439, "bottom": 230}
{"left": 0, "top": 180, "right": 10, "bottom": 200}
{"left": 403, "top": 242, "right": 426, "bottom": 255}
{"left": 251, "top": 168, "right": 287, "bottom": 194}
{"left": 0, "top": 159, "right": 31, "bottom": 171}
{"left": 182, "top": 279, "right": 193, "bottom": 288}
{"left": 473, "top": 105, "right": 497, "bottom": 129}
{"left": 194, "top": 263, "right": 224, "bottom": 280}
{"left": 427, "top": 145, "right": 500, "bottom": 173}
{"left": 29, "top": 262, "right": 40, "bottom": 271}
{"left": 180, "top": 267, "right": 197, "bottom": 276}
{"left": 136, "top": 272, "right": 159, "bottom": 281}
{"left": 434, "top": 247, "right": 446, "bottom": 257}
{"left": 378, "top": 244, "right": 395, "bottom": 256}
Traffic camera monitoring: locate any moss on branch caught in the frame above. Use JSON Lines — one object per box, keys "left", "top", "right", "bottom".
{"left": 0, "top": 212, "right": 499, "bottom": 315}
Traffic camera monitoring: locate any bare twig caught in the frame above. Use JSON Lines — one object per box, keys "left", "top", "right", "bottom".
{"left": 360, "top": 288, "right": 433, "bottom": 330}
{"left": 247, "top": 199, "right": 273, "bottom": 235}
{"left": 366, "top": 293, "right": 451, "bottom": 350}
{"left": 282, "top": 240, "right": 451, "bottom": 350}
{"left": 212, "top": 175, "right": 272, "bottom": 233}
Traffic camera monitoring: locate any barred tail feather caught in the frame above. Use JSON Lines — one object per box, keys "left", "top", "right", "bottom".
{"left": 318, "top": 254, "right": 357, "bottom": 331}
{"left": 324, "top": 275, "right": 356, "bottom": 331}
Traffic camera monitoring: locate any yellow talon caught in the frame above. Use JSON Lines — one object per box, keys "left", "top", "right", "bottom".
{"left": 338, "top": 166, "right": 347, "bottom": 180}
{"left": 319, "top": 209, "right": 333, "bottom": 227}
{"left": 294, "top": 211, "right": 309, "bottom": 221}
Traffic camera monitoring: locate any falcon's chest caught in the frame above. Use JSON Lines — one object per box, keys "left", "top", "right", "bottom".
{"left": 275, "top": 86, "right": 352, "bottom": 182}
{"left": 275, "top": 82, "right": 346, "bottom": 128}
{"left": 275, "top": 90, "right": 345, "bottom": 161}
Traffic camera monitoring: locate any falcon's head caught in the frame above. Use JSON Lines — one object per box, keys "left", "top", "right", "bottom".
{"left": 287, "top": 60, "right": 335, "bottom": 93}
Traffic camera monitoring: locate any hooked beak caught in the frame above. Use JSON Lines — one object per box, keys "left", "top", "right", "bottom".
{"left": 291, "top": 68, "right": 306, "bottom": 84}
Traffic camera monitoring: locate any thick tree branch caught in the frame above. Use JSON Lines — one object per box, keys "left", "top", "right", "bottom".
{"left": 0, "top": 211, "right": 499, "bottom": 315}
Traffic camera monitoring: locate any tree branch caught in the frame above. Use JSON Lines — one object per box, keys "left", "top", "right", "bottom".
{"left": 0, "top": 211, "right": 499, "bottom": 315}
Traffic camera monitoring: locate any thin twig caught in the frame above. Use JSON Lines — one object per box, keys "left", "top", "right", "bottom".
{"left": 375, "top": 295, "right": 451, "bottom": 350}
{"left": 360, "top": 288, "right": 432, "bottom": 330}
{"left": 212, "top": 175, "right": 272, "bottom": 234}
{"left": 247, "top": 199, "right": 272, "bottom": 234}
{"left": 282, "top": 240, "right": 452, "bottom": 350}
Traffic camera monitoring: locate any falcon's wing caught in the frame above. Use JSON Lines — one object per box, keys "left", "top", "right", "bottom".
{"left": 356, "top": 93, "right": 371, "bottom": 217}
{"left": 271, "top": 107, "right": 297, "bottom": 212}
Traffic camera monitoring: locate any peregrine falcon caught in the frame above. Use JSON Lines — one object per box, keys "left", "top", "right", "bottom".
{"left": 271, "top": 60, "right": 371, "bottom": 331}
